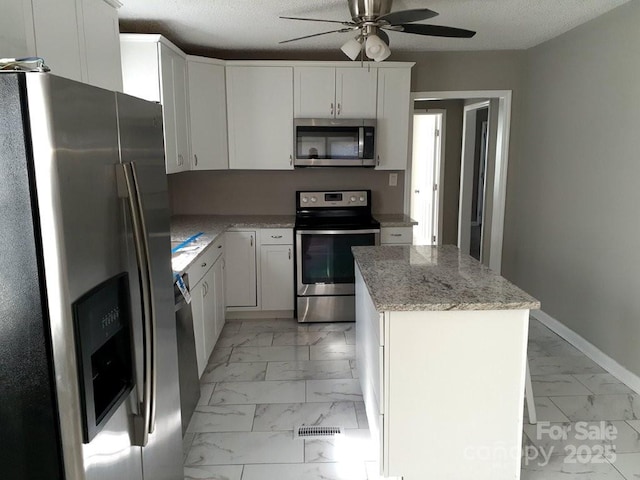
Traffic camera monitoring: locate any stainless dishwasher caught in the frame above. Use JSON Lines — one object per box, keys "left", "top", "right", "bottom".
{"left": 174, "top": 274, "right": 199, "bottom": 435}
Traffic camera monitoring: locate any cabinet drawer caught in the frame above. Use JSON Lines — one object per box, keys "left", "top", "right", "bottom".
{"left": 186, "top": 236, "right": 224, "bottom": 286}
{"left": 380, "top": 227, "right": 413, "bottom": 245}
{"left": 260, "top": 228, "right": 293, "bottom": 245}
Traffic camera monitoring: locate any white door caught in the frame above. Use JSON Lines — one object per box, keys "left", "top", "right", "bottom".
{"left": 188, "top": 59, "right": 228, "bottom": 170}
{"left": 224, "top": 231, "right": 257, "bottom": 307}
{"left": 410, "top": 112, "right": 443, "bottom": 245}
{"left": 294, "top": 66, "right": 336, "bottom": 118}
{"left": 336, "top": 67, "right": 377, "bottom": 118}
{"left": 375, "top": 67, "right": 412, "bottom": 170}
{"left": 226, "top": 66, "right": 294, "bottom": 170}
{"left": 260, "top": 244, "right": 294, "bottom": 311}
{"left": 458, "top": 102, "right": 490, "bottom": 260}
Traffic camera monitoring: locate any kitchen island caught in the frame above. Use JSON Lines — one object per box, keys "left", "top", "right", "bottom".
{"left": 352, "top": 245, "right": 540, "bottom": 480}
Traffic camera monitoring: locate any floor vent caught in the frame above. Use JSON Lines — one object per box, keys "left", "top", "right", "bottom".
{"left": 294, "top": 426, "right": 344, "bottom": 439}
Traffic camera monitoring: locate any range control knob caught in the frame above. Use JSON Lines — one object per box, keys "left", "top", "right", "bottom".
{"left": 301, "top": 197, "right": 308, "bottom": 203}
{"left": 310, "top": 196, "right": 317, "bottom": 203}
{"left": 359, "top": 196, "right": 365, "bottom": 202}
{"left": 350, "top": 196, "right": 357, "bottom": 202}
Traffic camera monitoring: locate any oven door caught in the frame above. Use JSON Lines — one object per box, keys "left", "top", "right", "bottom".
{"left": 296, "top": 229, "right": 380, "bottom": 296}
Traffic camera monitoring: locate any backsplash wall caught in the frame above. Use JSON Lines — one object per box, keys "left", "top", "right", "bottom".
{"left": 169, "top": 169, "right": 405, "bottom": 215}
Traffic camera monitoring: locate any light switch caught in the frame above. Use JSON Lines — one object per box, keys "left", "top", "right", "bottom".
{"left": 389, "top": 173, "right": 398, "bottom": 187}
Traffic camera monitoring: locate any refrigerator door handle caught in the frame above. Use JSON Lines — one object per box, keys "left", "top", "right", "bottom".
{"left": 121, "top": 162, "right": 156, "bottom": 447}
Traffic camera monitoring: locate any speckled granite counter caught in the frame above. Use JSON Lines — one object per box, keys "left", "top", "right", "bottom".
{"left": 352, "top": 244, "right": 539, "bottom": 312}
{"left": 171, "top": 215, "right": 295, "bottom": 274}
{"left": 373, "top": 213, "right": 417, "bottom": 227}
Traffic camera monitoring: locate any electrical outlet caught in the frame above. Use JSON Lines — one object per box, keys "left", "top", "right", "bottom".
{"left": 389, "top": 173, "right": 398, "bottom": 187}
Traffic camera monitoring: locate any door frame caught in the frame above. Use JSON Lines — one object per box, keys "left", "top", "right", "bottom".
{"left": 410, "top": 108, "right": 446, "bottom": 245}
{"left": 406, "top": 90, "right": 512, "bottom": 273}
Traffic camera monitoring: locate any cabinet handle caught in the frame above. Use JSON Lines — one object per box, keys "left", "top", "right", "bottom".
{"left": 203, "top": 281, "right": 208, "bottom": 297}
{"left": 390, "top": 233, "right": 402, "bottom": 237}
{"left": 330, "top": 102, "right": 334, "bottom": 116}
{"left": 288, "top": 248, "right": 291, "bottom": 260}
{"left": 271, "top": 235, "right": 283, "bottom": 239}
{"left": 289, "top": 155, "right": 293, "bottom": 166}
{"left": 194, "top": 154, "right": 198, "bottom": 166}
{"left": 250, "top": 235, "right": 253, "bottom": 247}
{"left": 377, "top": 155, "right": 380, "bottom": 167}
{"left": 337, "top": 103, "right": 341, "bottom": 115}
{"left": 217, "top": 245, "right": 222, "bottom": 249}
{"left": 201, "top": 262, "right": 207, "bottom": 268}
{"left": 178, "top": 154, "right": 183, "bottom": 166}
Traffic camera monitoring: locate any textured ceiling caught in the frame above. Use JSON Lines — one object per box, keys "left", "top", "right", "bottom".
{"left": 118, "top": 0, "right": 630, "bottom": 57}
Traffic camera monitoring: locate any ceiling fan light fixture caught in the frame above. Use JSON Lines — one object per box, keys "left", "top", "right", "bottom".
{"left": 341, "top": 35, "right": 364, "bottom": 61}
{"left": 365, "top": 34, "right": 391, "bottom": 62}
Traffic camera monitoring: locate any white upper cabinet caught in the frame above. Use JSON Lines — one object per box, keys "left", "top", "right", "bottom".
{"left": 120, "top": 35, "right": 190, "bottom": 173}
{"left": 79, "top": 0, "right": 123, "bottom": 91}
{"left": 335, "top": 67, "right": 377, "bottom": 118}
{"left": 376, "top": 67, "right": 412, "bottom": 170}
{"left": 30, "top": 0, "right": 84, "bottom": 82}
{"left": 187, "top": 57, "right": 228, "bottom": 170}
{"left": 294, "top": 66, "right": 377, "bottom": 119}
{"left": 5, "top": 0, "right": 122, "bottom": 90}
{"left": 226, "top": 66, "right": 294, "bottom": 170}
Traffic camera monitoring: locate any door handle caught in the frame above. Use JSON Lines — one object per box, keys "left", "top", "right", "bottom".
{"left": 122, "top": 162, "right": 156, "bottom": 447}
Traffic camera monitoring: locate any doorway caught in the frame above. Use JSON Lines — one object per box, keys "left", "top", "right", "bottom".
{"left": 410, "top": 110, "right": 444, "bottom": 245}
{"left": 406, "top": 90, "right": 512, "bottom": 273}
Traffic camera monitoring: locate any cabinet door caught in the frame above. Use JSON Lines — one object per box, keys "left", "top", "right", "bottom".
{"left": 212, "top": 256, "right": 226, "bottom": 341}
{"left": 226, "top": 66, "right": 294, "bottom": 170}
{"left": 224, "top": 231, "right": 257, "bottom": 307}
{"left": 80, "top": 0, "right": 123, "bottom": 91}
{"left": 188, "top": 59, "right": 228, "bottom": 170}
{"left": 336, "top": 67, "right": 377, "bottom": 118}
{"left": 376, "top": 67, "right": 411, "bottom": 170}
{"left": 190, "top": 281, "right": 207, "bottom": 378}
{"left": 159, "top": 45, "right": 180, "bottom": 174}
{"left": 293, "top": 67, "right": 336, "bottom": 118}
{"left": 31, "top": 0, "right": 84, "bottom": 82}
{"left": 202, "top": 266, "right": 217, "bottom": 363}
{"left": 260, "top": 244, "right": 294, "bottom": 311}
{"left": 172, "top": 52, "right": 190, "bottom": 172}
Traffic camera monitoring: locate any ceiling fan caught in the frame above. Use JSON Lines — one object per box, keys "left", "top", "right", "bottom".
{"left": 280, "top": 0, "right": 476, "bottom": 62}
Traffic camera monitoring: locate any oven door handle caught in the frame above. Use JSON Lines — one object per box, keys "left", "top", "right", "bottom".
{"left": 296, "top": 229, "right": 380, "bottom": 235}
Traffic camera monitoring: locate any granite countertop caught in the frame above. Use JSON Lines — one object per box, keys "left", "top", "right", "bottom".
{"left": 171, "top": 215, "right": 295, "bottom": 274}
{"left": 352, "top": 244, "right": 540, "bottom": 312}
{"left": 374, "top": 214, "right": 418, "bottom": 227}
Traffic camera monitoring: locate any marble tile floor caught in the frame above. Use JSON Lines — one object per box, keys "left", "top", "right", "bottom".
{"left": 183, "top": 317, "right": 640, "bottom": 480}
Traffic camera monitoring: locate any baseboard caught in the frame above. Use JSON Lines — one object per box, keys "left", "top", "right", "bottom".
{"left": 530, "top": 309, "right": 640, "bottom": 394}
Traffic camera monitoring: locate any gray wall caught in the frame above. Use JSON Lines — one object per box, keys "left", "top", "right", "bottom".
{"left": 169, "top": 169, "right": 404, "bottom": 215}
{"left": 414, "top": 100, "right": 464, "bottom": 245}
{"left": 502, "top": 0, "right": 640, "bottom": 375}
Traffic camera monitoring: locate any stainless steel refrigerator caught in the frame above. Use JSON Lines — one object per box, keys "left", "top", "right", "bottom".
{"left": 0, "top": 72, "right": 183, "bottom": 479}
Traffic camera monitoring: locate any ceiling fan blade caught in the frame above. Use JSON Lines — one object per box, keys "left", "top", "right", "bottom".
{"left": 279, "top": 28, "right": 355, "bottom": 44}
{"left": 398, "top": 24, "right": 476, "bottom": 38}
{"left": 280, "top": 16, "right": 355, "bottom": 27}
{"left": 377, "top": 8, "right": 438, "bottom": 25}
{"left": 378, "top": 29, "right": 390, "bottom": 46}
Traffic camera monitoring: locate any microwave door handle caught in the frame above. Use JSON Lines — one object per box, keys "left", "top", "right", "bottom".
{"left": 122, "top": 163, "right": 155, "bottom": 447}
{"left": 358, "top": 127, "right": 364, "bottom": 159}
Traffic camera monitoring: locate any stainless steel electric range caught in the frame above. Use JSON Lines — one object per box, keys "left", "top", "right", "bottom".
{"left": 295, "top": 190, "right": 380, "bottom": 323}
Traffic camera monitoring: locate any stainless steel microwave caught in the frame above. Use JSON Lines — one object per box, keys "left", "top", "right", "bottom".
{"left": 294, "top": 118, "right": 376, "bottom": 167}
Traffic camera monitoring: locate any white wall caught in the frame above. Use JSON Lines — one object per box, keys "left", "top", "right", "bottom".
{"left": 502, "top": 0, "right": 640, "bottom": 375}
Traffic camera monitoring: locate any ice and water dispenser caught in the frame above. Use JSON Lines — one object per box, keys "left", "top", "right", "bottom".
{"left": 73, "top": 273, "right": 134, "bottom": 442}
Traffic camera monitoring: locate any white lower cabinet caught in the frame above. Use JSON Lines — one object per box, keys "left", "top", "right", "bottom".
{"left": 260, "top": 244, "right": 293, "bottom": 311}
{"left": 187, "top": 238, "right": 225, "bottom": 377}
{"left": 224, "top": 231, "right": 257, "bottom": 308}
{"left": 380, "top": 226, "right": 413, "bottom": 245}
